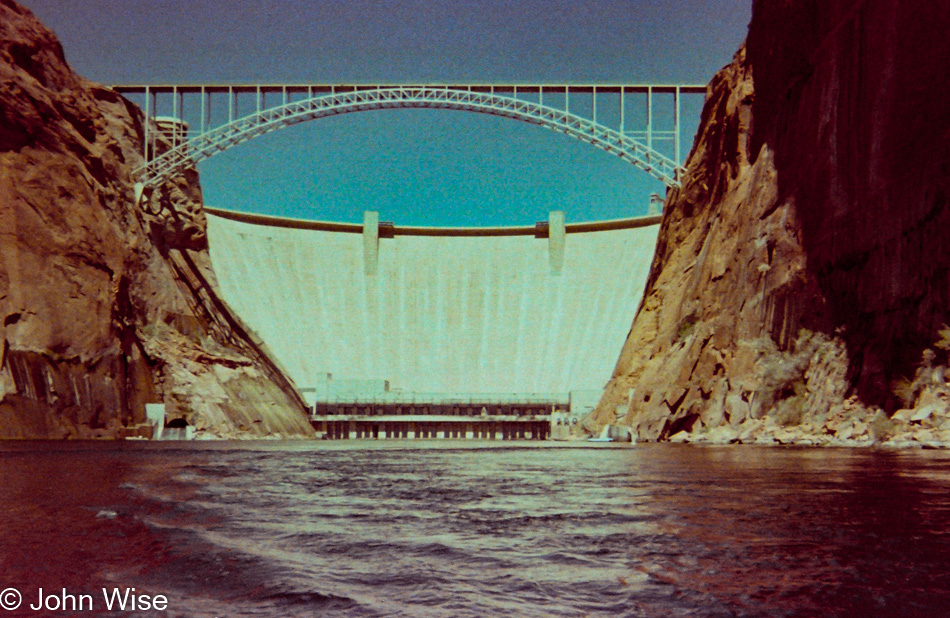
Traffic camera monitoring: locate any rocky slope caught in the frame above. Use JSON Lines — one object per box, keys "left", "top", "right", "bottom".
{"left": 0, "top": 0, "right": 313, "bottom": 438}
{"left": 590, "top": 0, "right": 950, "bottom": 447}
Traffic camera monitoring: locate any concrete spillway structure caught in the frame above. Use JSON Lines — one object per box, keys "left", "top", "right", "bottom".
{"left": 205, "top": 209, "right": 659, "bottom": 404}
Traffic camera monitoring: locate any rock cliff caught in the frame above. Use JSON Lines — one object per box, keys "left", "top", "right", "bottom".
{"left": 592, "top": 0, "right": 950, "bottom": 446}
{"left": 0, "top": 0, "right": 313, "bottom": 438}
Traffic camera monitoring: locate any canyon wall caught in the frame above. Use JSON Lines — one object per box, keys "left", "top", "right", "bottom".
{"left": 0, "top": 0, "right": 313, "bottom": 438}
{"left": 592, "top": 0, "right": 950, "bottom": 445}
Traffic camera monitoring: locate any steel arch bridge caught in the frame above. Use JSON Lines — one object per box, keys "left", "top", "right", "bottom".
{"left": 114, "top": 83, "right": 705, "bottom": 192}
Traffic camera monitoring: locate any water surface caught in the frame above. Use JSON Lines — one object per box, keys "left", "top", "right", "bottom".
{"left": 1, "top": 441, "right": 949, "bottom": 616}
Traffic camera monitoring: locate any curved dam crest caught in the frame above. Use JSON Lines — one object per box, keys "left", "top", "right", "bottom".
{"left": 206, "top": 211, "right": 659, "bottom": 397}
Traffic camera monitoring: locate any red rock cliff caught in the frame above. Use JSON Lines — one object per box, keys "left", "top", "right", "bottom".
{"left": 0, "top": 0, "right": 313, "bottom": 438}
{"left": 593, "top": 0, "right": 950, "bottom": 445}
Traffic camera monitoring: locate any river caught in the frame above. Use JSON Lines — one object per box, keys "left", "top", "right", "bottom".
{"left": 1, "top": 441, "right": 948, "bottom": 616}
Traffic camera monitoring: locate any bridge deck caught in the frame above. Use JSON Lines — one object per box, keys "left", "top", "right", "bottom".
{"left": 114, "top": 82, "right": 707, "bottom": 95}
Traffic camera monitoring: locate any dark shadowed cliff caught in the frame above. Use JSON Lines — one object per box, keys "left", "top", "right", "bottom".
{"left": 592, "top": 0, "right": 950, "bottom": 445}
{"left": 0, "top": 0, "right": 313, "bottom": 438}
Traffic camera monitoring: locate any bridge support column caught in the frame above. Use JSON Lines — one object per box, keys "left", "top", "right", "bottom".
{"left": 549, "top": 211, "right": 565, "bottom": 274}
{"left": 363, "top": 211, "right": 379, "bottom": 275}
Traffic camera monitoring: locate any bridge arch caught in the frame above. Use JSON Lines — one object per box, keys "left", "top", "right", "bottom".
{"left": 134, "top": 86, "right": 686, "bottom": 190}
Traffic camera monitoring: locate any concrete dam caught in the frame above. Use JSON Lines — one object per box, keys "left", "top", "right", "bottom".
{"left": 205, "top": 208, "right": 659, "bottom": 436}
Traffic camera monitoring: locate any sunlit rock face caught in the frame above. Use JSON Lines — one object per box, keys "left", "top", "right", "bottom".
{"left": 0, "top": 0, "right": 312, "bottom": 438}
{"left": 592, "top": 0, "right": 950, "bottom": 444}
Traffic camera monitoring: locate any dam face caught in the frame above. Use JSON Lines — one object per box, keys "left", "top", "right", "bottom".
{"left": 206, "top": 212, "right": 658, "bottom": 401}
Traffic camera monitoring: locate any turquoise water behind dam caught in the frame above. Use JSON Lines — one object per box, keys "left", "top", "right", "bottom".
{"left": 1, "top": 441, "right": 949, "bottom": 616}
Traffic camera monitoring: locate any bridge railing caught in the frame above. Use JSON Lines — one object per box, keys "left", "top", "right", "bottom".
{"left": 306, "top": 392, "right": 570, "bottom": 406}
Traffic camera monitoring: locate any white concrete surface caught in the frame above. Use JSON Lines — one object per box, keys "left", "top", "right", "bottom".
{"left": 206, "top": 213, "right": 658, "bottom": 395}
{"left": 145, "top": 403, "right": 165, "bottom": 439}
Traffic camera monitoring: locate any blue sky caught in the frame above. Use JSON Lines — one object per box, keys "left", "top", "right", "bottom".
{"left": 23, "top": 0, "right": 751, "bottom": 225}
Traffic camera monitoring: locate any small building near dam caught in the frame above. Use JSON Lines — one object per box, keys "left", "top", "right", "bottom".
{"left": 205, "top": 209, "right": 660, "bottom": 438}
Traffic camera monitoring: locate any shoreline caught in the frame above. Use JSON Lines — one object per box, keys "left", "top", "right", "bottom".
{"left": 0, "top": 437, "right": 947, "bottom": 451}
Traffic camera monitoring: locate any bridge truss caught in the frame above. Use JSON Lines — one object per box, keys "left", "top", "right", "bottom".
{"left": 114, "top": 83, "right": 706, "bottom": 190}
